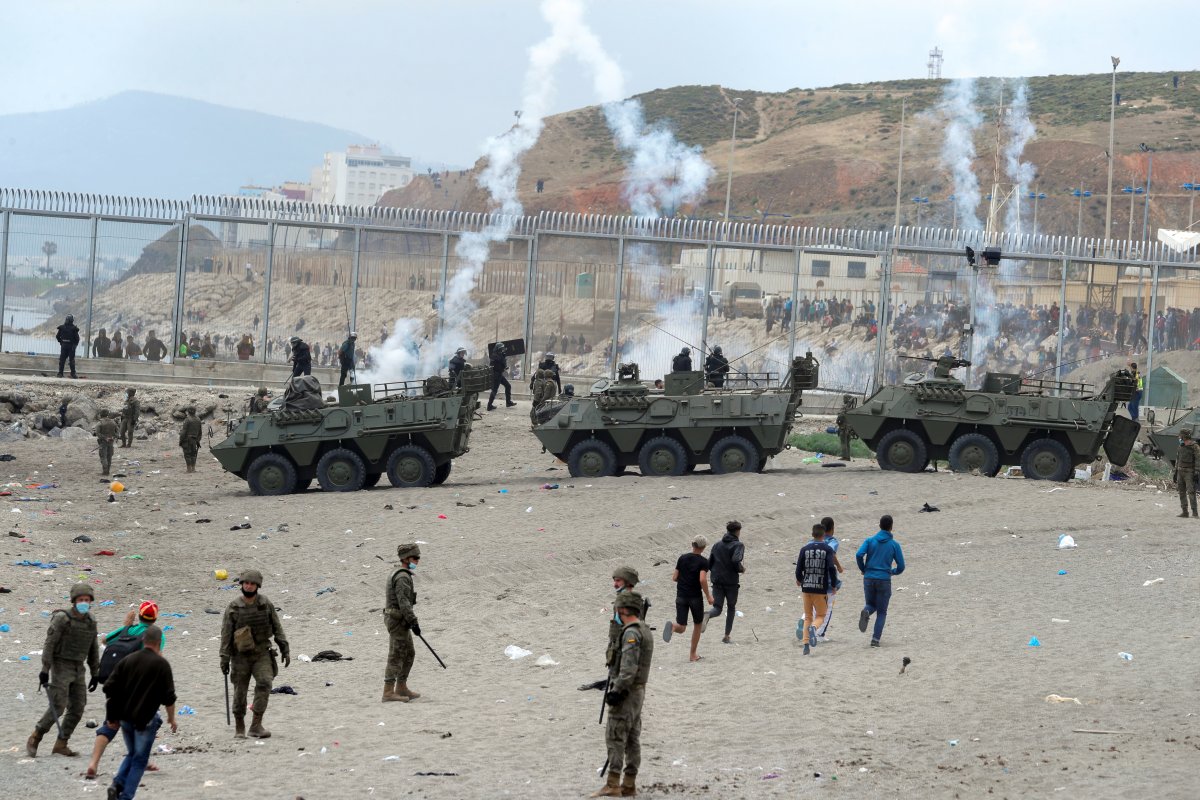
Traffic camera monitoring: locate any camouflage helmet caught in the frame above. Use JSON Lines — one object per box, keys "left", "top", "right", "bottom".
{"left": 396, "top": 542, "right": 421, "bottom": 561}
{"left": 185, "top": 406, "right": 196, "bottom": 415}
{"left": 98, "top": 408, "right": 110, "bottom": 418}
{"left": 613, "top": 591, "right": 644, "bottom": 612}
{"left": 612, "top": 565, "right": 639, "bottom": 586}
{"left": 70, "top": 583, "right": 95, "bottom": 602}
{"left": 257, "top": 387, "right": 268, "bottom": 396}
{"left": 1182, "top": 429, "right": 1194, "bottom": 440}
{"left": 843, "top": 394, "right": 854, "bottom": 405}
{"left": 126, "top": 387, "right": 136, "bottom": 395}
{"left": 239, "top": 569, "right": 264, "bottom": 587}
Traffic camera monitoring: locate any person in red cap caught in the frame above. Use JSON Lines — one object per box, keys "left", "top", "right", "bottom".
{"left": 86, "top": 601, "right": 165, "bottom": 780}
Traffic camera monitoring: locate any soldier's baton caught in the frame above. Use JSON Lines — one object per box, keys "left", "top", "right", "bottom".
{"left": 39, "top": 684, "right": 65, "bottom": 740}
{"left": 224, "top": 672, "right": 231, "bottom": 725}
{"left": 418, "top": 633, "right": 447, "bottom": 669}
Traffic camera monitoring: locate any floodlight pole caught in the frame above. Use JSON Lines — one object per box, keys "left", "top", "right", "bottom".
{"left": 1104, "top": 58, "right": 1120, "bottom": 246}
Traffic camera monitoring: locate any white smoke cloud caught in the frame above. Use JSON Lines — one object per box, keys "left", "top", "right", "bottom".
{"left": 1003, "top": 80, "right": 1037, "bottom": 235}
{"left": 939, "top": 78, "right": 983, "bottom": 232}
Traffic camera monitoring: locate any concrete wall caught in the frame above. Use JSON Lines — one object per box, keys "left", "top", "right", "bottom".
{"left": 0, "top": 352, "right": 341, "bottom": 390}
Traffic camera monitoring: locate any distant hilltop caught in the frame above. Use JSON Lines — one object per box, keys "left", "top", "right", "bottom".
{"left": 383, "top": 71, "right": 1200, "bottom": 239}
{"left": 0, "top": 91, "right": 370, "bottom": 198}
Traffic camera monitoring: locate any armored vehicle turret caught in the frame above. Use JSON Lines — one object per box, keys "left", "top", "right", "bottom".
{"left": 845, "top": 355, "right": 1140, "bottom": 480}
{"left": 530, "top": 353, "right": 820, "bottom": 478}
{"left": 211, "top": 367, "right": 491, "bottom": 495}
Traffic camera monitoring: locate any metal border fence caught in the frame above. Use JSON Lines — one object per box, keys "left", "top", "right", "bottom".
{"left": 3, "top": 187, "right": 1199, "bottom": 400}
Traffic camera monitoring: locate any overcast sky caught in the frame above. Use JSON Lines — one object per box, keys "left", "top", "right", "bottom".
{"left": 1, "top": 0, "right": 1194, "bottom": 167}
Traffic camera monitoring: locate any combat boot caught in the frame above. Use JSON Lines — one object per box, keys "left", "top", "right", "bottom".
{"left": 233, "top": 714, "right": 246, "bottom": 738}
{"left": 590, "top": 772, "right": 622, "bottom": 797}
{"left": 620, "top": 773, "right": 637, "bottom": 796}
{"left": 247, "top": 713, "right": 271, "bottom": 738}
{"left": 52, "top": 738, "right": 78, "bottom": 756}
{"left": 382, "top": 681, "right": 408, "bottom": 702}
{"left": 397, "top": 682, "right": 421, "bottom": 700}
{"left": 26, "top": 729, "right": 42, "bottom": 757}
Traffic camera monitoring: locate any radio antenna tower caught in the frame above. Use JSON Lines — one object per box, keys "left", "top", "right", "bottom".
{"left": 927, "top": 47, "right": 943, "bottom": 80}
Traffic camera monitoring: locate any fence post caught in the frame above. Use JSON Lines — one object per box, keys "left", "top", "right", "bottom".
{"left": 436, "top": 232, "right": 449, "bottom": 340}
{"left": 871, "top": 246, "right": 894, "bottom": 393}
{"left": 698, "top": 243, "right": 715, "bottom": 360}
{"left": 1145, "top": 262, "right": 1160, "bottom": 412}
{"left": 1057, "top": 257, "right": 1068, "bottom": 383}
{"left": 84, "top": 216, "right": 100, "bottom": 361}
{"left": 261, "top": 221, "right": 275, "bottom": 364}
{"left": 170, "top": 217, "right": 189, "bottom": 364}
{"left": 522, "top": 233, "right": 538, "bottom": 379}
{"left": 786, "top": 248, "right": 804, "bottom": 371}
{"left": 350, "top": 226, "right": 362, "bottom": 334}
{"left": 609, "top": 236, "right": 626, "bottom": 379}
{"left": 0, "top": 210, "right": 9, "bottom": 352}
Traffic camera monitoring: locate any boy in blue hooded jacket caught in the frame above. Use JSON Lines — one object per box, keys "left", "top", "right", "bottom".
{"left": 855, "top": 514, "right": 905, "bottom": 646}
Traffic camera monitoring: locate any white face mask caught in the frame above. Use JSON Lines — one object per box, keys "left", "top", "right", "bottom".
{"left": 75, "top": 602, "right": 91, "bottom": 615}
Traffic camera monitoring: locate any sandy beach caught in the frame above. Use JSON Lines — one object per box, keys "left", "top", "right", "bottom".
{"left": 1, "top": 380, "right": 1198, "bottom": 799}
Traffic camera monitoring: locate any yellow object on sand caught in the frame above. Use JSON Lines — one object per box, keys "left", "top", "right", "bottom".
{"left": 215, "top": 569, "right": 229, "bottom": 581}
{"left": 110, "top": 481, "right": 125, "bottom": 493}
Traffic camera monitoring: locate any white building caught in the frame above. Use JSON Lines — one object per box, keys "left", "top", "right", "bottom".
{"left": 311, "top": 144, "right": 414, "bottom": 207}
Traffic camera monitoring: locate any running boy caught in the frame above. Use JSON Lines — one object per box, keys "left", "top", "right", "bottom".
{"left": 663, "top": 535, "right": 715, "bottom": 661}
{"left": 796, "top": 523, "right": 839, "bottom": 656}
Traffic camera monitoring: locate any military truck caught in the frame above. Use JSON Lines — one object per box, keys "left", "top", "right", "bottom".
{"left": 211, "top": 367, "right": 491, "bottom": 495}
{"left": 530, "top": 354, "right": 820, "bottom": 478}
{"left": 722, "top": 281, "right": 764, "bottom": 319}
{"left": 1142, "top": 407, "right": 1200, "bottom": 465}
{"left": 845, "top": 356, "right": 1140, "bottom": 480}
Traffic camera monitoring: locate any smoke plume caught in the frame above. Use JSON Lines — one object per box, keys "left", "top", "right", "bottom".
{"left": 1003, "top": 80, "right": 1037, "bottom": 235}
{"left": 939, "top": 79, "right": 983, "bottom": 232}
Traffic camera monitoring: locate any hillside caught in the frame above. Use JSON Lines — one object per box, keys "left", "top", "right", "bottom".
{"left": 383, "top": 72, "right": 1200, "bottom": 238}
{"left": 0, "top": 91, "right": 370, "bottom": 197}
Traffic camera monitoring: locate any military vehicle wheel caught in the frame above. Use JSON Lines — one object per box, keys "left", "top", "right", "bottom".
{"left": 1020, "top": 438, "right": 1072, "bottom": 481}
{"left": 386, "top": 444, "right": 435, "bottom": 488}
{"left": 317, "top": 447, "right": 367, "bottom": 492}
{"left": 638, "top": 436, "right": 688, "bottom": 477}
{"left": 363, "top": 472, "right": 382, "bottom": 488}
{"left": 432, "top": 461, "right": 452, "bottom": 485}
{"left": 567, "top": 438, "right": 618, "bottom": 478}
{"left": 710, "top": 434, "right": 760, "bottom": 474}
{"left": 876, "top": 429, "right": 928, "bottom": 473}
{"left": 948, "top": 432, "right": 1000, "bottom": 476}
{"left": 247, "top": 453, "right": 297, "bottom": 496}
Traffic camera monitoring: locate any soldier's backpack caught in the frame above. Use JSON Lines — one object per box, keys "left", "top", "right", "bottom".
{"left": 97, "top": 627, "right": 143, "bottom": 683}
{"left": 531, "top": 371, "right": 549, "bottom": 405}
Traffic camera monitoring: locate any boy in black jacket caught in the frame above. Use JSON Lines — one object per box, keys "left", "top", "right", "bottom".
{"left": 796, "top": 523, "right": 839, "bottom": 656}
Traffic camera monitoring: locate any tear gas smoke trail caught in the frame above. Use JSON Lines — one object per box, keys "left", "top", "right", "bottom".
{"left": 362, "top": 0, "right": 618, "bottom": 384}
{"left": 939, "top": 79, "right": 983, "bottom": 232}
{"left": 1003, "top": 80, "right": 1037, "bottom": 268}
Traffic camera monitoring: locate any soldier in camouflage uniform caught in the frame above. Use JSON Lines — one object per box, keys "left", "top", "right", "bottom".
{"left": 220, "top": 569, "right": 289, "bottom": 739}
{"left": 94, "top": 409, "right": 118, "bottom": 475}
{"left": 836, "top": 395, "right": 855, "bottom": 461}
{"left": 27, "top": 583, "right": 100, "bottom": 757}
{"left": 1176, "top": 429, "right": 1200, "bottom": 518}
{"left": 179, "top": 406, "right": 203, "bottom": 472}
{"left": 118, "top": 388, "right": 139, "bottom": 447}
{"left": 592, "top": 591, "right": 654, "bottom": 798}
{"left": 249, "top": 387, "right": 270, "bottom": 414}
{"left": 382, "top": 543, "right": 422, "bottom": 702}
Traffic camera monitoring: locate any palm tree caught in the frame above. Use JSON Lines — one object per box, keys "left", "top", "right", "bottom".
{"left": 41, "top": 241, "right": 58, "bottom": 277}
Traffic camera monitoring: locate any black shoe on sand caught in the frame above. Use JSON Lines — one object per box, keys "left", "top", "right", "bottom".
{"left": 859, "top": 608, "right": 870, "bottom": 633}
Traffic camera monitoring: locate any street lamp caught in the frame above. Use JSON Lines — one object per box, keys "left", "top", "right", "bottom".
{"left": 1138, "top": 143, "right": 1154, "bottom": 248}
{"left": 1183, "top": 181, "right": 1200, "bottom": 229}
{"left": 1122, "top": 185, "right": 1144, "bottom": 246}
{"left": 911, "top": 196, "right": 929, "bottom": 227}
{"left": 1104, "top": 56, "right": 1120, "bottom": 243}
{"left": 1026, "top": 190, "right": 1047, "bottom": 234}
{"left": 722, "top": 98, "right": 743, "bottom": 226}
{"left": 1070, "top": 185, "right": 1092, "bottom": 237}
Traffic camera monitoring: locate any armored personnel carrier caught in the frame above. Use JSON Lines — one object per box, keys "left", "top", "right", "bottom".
{"left": 211, "top": 367, "right": 492, "bottom": 495}
{"left": 530, "top": 354, "right": 820, "bottom": 478}
{"left": 845, "top": 355, "right": 1140, "bottom": 480}
{"left": 1142, "top": 407, "right": 1200, "bottom": 464}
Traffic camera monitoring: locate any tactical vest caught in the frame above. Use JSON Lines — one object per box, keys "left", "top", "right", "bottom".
{"left": 53, "top": 611, "right": 97, "bottom": 661}
{"left": 385, "top": 569, "right": 416, "bottom": 610}
{"left": 229, "top": 595, "right": 274, "bottom": 652}
{"left": 622, "top": 620, "right": 654, "bottom": 686}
